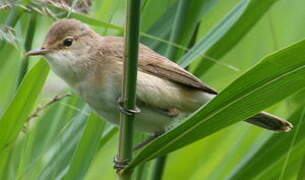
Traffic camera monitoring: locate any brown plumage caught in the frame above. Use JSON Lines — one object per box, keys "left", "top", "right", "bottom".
{"left": 97, "top": 36, "right": 218, "bottom": 94}
{"left": 27, "top": 19, "right": 293, "bottom": 133}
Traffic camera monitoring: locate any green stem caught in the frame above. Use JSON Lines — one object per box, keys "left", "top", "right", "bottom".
{"left": 151, "top": 156, "right": 167, "bottom": 180}
{"left": 116, "top": 0, "right": 141, "bottom": 179}
{"left": 135, "top": 160, "right": 148, "bottom": 180}
{"left": 17, "top": 14, "right": 37, "bottom": 86}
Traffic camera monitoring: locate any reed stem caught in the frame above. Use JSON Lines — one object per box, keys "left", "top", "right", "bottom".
{"left": 116, "top": 0, "right": 141, "bottom": 179}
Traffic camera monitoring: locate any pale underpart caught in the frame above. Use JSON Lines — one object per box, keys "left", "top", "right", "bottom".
{"left": 45, "top": 49, "right": 214, "bottom": 133}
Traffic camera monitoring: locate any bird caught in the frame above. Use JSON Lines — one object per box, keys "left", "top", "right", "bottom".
{"left": 26, "top": 18, "right": 292, "bottom": 137}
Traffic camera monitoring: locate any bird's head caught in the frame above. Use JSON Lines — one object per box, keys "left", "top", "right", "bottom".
{"left": 27, "top": 18, "right": 99, "bottom": 82}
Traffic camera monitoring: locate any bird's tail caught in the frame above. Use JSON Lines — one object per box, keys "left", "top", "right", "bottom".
{"left": 245, "top": 112, "right": 293, "bottom": 132}
{"left": 198, "top": 93, "right": 293, "bottom": 132}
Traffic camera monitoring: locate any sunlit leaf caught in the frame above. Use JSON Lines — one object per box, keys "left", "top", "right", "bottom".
{"left": 178, "top": 0, "right": 279, "bottom": 75}
{"left": 0, "top": 60, "right": 49, "bottom": 153}
{"left": 127, "top": 39, "right": 305, "bottom": 169}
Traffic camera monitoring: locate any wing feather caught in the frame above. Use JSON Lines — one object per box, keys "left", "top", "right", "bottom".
{"left": 100, "top": 36, "right": 217, "bottom": 94}
{"left": 98, "top": 37, "right": 293, "bottom": 132}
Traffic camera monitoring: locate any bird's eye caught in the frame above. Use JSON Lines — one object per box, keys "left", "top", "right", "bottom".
{"left": 63, "top": 38, "right": 73, "bottom": 47}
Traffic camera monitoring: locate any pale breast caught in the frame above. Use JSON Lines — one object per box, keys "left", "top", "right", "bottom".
{"left": 75, "top": 73, "right": 121, "bottom": 125}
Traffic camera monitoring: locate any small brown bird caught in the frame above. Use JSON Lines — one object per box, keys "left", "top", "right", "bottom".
{"left": 27, "top": 19, "right": 292, "bottom": 134}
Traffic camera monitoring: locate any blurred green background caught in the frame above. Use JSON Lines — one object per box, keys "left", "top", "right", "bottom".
{"left": 1, "top": 0, "right": 305, "bottom": 179}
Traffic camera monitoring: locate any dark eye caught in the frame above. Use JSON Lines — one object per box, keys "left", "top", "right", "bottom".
{"left": 63, "top": 38, "right": 73, "bottom": 47}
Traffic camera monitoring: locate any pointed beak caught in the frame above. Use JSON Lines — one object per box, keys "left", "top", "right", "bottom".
{"left": 26, "top": 49, "right": 50, "bottom": 56}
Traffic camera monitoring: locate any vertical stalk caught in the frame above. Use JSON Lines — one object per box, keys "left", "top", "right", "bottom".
{"left": 116, "top": 0, "right": 141, "bottom": 179}
{"left": 151, "top": 156, "right": 167, "bottom": 180}
{"left": 135, "top": 160, "right": 149, "bottom": 180}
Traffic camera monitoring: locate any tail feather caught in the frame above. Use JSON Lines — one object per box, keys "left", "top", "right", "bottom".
{"left": 197, "top": 93, "right": 293, "bottom": 132}
{"left": 245, "top": 112, "right": 293, "bottom": 132}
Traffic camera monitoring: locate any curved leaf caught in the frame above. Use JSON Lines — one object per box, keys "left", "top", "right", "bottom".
{"left": 127, "top": 39, "right": 305, "bottom": 170}
{"left": 141, "top": 0, "right": 219, "bottom": 56}
{"left": 229, "top": 106, "right": 305, "bottom": 179}
{"left": 63, "top": 113, "right": 105, "bottom": 180}
{"left": 178, "top": 0, "right": 279, "bottom": 75}
{"left": 0, "top": 60, "right": 49, "bottom": 153}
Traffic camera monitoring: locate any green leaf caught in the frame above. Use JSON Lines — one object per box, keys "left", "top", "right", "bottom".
{"left": 64, "top": 113, "right": 105, "bottom": 180}
{"left": 166, "top": 0, "right": 221, "bottom": 60}
{"left": 38, "top": 106, "right": 90, "bottom": 179}
{"left": 229, "top": 106, "right": 305, "bottom": 179}
{"left": 251, "top": 139, "right": 305, "bottom": 180}
{"left": 178, "top": 0, "right": 279, "bottom": 74}
{"left": 141, "top": 0, "right": 219, "bottom": 56}
{"left": 297, "top": 154, "right": 305, "bottom": 180}
{"left": 14, "top": 96, "right": 82, "bottom": 180}
{"left": 98, "top": 125, "right": 118, "bottom": 149}
{"left": 0, "top": 60, "right": 49, "bottom": 153}
{"left": 127, "top": 39, "right": 305, "bottom": 170}
{"left": 140, "top": 2, "right": 176, "bottom": 51}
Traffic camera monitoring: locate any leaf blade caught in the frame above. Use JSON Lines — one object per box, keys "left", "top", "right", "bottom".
{"left": 0, "top": 60, "right": 49, "bottom": 152}
{"left": 64, "top": 113, "right": 105, "bottom": 180}
{"left": 127, "top": 39, "right": 305, "bottom": 169}
{"left": 178, "top": 0, "right": 279, "bottom": 75}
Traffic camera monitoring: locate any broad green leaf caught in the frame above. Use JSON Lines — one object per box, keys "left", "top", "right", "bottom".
{"left": 297, "top": 154, "right": 305, "bottom": 180}
{"left": 0, "top": 149, "right": 10, "bottom": 180}
{"left": 178, "top": 0, "right": 279, "bottom": 75}
{"left": 126, "top": 39, "right": 305, "bottom": 170}
{"left": 64, "top": 113, "right": 105, "bottom": 180}
{"left": 252, "top": 140, "right": 305, "bottom": 180}
{"left": 38, "top": 106, "right": 90, "bottom": 179}
{"left": 15, "top": 96, "right": 82, "bottom": 180}
{"left": 0, "top": 60, "right": 49, "bottom": 153}
{"left": 0, "top": 45, "right": 21, "bottom": 109}
{"left": 230, "top": 106, "right": 305, "bottom": 179}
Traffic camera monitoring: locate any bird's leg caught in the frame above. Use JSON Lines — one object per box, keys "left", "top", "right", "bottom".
{"left": 133, "top": 131, "right": 165, "bottom": 151}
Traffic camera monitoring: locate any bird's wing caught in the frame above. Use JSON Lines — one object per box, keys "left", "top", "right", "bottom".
{"left": 101, "top": 36, "right": 217, "bottom": 95}
{"left": 99, "top": 37, "right": 294, "bottom": 132}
